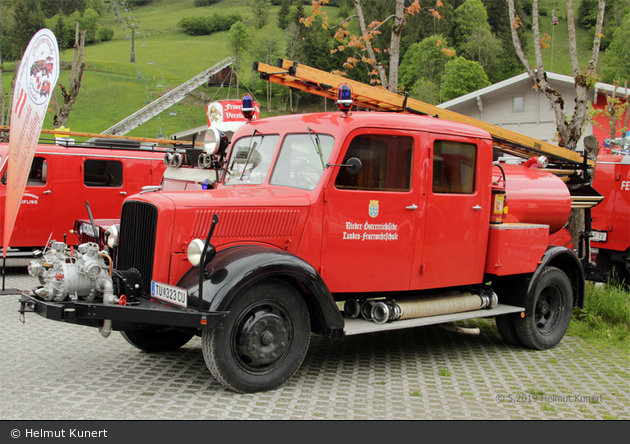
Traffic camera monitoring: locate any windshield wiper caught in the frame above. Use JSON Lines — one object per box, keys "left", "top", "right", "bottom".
{"left": 307, "top": 127, "right": 325, "bottom": 170}
{"left": 239, "top": 129, "right": 259, "bottom": 180}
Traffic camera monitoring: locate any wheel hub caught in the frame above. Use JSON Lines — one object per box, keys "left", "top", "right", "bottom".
{"left": 235, "top": 308, "right": 290, "bottom": 370}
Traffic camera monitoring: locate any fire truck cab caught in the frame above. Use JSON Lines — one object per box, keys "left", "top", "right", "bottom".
{"left": 21, "top": 96, "right": 585, "bottom": 393}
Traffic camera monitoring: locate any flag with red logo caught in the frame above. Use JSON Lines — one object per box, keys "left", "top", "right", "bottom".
{"left": 3, "top": 29, "right": 59, "bottom": 257}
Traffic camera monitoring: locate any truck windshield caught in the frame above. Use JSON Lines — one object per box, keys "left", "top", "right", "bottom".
{"left": 224, "top": 133, "right": 279, "bottom": 186}
{"left": 270, "top": 133, "right": 335, "bottom": 190}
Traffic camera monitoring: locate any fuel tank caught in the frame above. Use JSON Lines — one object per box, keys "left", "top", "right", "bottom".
{"left": 495, "top": 163, "right": 571, "bottom": 234}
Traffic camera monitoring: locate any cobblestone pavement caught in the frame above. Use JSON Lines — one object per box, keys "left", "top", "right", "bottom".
{"left": 1, "top": 260, "right": 628, "bottom": 420}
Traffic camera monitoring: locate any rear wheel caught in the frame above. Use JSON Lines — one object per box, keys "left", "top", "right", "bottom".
{"left": 514, "top": 267, "right": 573, "bottom": 350}
{"left": 495, "top": 314, "right": 522, "bottom": 346}
{"left": 202, "top": 279, "right": 311, "bottom": 393}
{"left": 121, "top": 327, "right": 194, "bottom": 352}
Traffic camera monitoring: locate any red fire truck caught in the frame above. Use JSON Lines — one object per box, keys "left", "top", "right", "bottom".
{"left": 0, "top": 133, "right": 169, "bottom": 255}
{"left": 19, "top": 61, "right": 603, "bottom": 393}
{"left": 590, "top": 137, "right": 630, "bottom": 285}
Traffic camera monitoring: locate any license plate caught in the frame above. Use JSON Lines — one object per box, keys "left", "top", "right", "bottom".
{"left": 591, "top": 231, "right": 607, "bottom": 242}
{"left": 151, "top": 281, "right": 188, "bottom": 308}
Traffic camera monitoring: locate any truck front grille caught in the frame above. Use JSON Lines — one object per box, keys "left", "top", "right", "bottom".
{"left": 118, "top": 201, "right": 158, "bottom": 293}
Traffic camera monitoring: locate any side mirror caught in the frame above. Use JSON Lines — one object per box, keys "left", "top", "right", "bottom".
{"left": 345, "top": 157, "right": 362, "bottom": 175}
{"left": 326, "top": 157, "right": 362, "bottom": 175}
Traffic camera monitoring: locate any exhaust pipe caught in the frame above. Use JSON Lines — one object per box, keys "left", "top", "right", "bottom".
{"left": 371, "top": 291, "right": 498, "bottom": 324}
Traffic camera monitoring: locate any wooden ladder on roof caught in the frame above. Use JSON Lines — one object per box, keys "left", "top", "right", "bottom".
{"left": 254, "top": 58, "right": 594, "bottom": 171}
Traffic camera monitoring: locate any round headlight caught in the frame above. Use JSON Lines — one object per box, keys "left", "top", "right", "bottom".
{"left": 105, "top": 224, "right": 120, "bottom": 249}
{"left": 187, "top": 239, "right": 206, "bottom": 267}
{"left": 203, "top": 128, "right": 220, "bottom": 156}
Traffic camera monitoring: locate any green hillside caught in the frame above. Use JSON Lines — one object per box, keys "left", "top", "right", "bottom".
{"left": 0, "top": 0, "right": 609, "bottom": 140}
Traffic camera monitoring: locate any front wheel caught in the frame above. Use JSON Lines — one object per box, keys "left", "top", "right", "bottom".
{"left": 514, "top": 266, "right": 573, "bottom": 350}
{"left": 202, "top": 279, "right": 311, "bottom": 393}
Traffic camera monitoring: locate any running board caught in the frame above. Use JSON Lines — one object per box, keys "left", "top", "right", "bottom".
{"left": 343, "top": 303, "right": 524, "bottom": 336}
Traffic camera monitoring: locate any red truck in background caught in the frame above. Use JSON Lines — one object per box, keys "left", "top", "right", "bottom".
{"left": 0, "top": 137, "right": 167, "bottom": 255}
{"left": 590, "top": 137, "right": 630, "bottom": 285}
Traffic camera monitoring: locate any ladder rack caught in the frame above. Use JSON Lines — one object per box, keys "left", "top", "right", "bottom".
{"left": 254, "top": 59, "right": 595, "bottom": 172}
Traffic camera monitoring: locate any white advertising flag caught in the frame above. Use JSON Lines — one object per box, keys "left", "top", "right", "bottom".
{"left": 3, "top": 29, "right": 59, "bottom": 257}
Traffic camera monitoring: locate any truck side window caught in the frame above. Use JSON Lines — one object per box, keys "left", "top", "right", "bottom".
{"left": 335, "top": 134, "right": 413, "bottom": 191}
{"left": 2, "top": 157, "right": 47, "bottom": 186}
{"left": 432, "top": 141, "right": 476, "bottom": 194}
{"left": 27, "top": 157, "right": 47, "bottom": 186}
{"left": 84, "top": 159, "right": 123, "bottom": 187}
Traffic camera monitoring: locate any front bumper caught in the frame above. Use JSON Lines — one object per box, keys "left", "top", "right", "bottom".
{"left": 19, "top": 292, "right": 228, "bottom": 330}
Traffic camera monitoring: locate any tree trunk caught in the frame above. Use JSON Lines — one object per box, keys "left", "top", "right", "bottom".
{"left": 354, "top": 0, "right": 388, "bottom": 89}
{"left": 53, "top": 24, "right": 87, "bottom": 129}
{"left": 387, "top": 0, "right": 405, "bottom": 92}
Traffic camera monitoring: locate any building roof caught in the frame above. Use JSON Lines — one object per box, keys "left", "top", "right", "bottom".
{"left": 438, "top": 71, "right": 629, "bottom": 109}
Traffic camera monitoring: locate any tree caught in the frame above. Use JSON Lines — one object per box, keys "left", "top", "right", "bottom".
{"left": 440, "top": 56, "right": 490, "bottom": 101}
{"left": 251, "top": 0, "right": 271, "bottom": 29}
{"left": 302, "top": 0, "right": 443, "bottom": 91}
{"left": 601, "top": 13, "right": 630, "bottom": 84}
{"left": 52, "top": 23, "right": 87, "bottom": 129}
{"left": 277, "top": 0, "right": 292, "bottom": 29}
{"left": 82, "top": 7, "right": 100, "bottom": 43}
{"left": 460, "top": 25, "right": 501, "bottom": 73}
{"left": 227, "top": 21, "right": 252, "bottom": 97}
{"left": 398, "top": 34, "right": 454, "bottom": 89}
{"left": 452, "top": 0, "right": 489, "bottom": 53}
{"left": 508, "top": 0, "right": 606, "bottom": 247}
{"left": 508, "top": 0, "right": 605, "bottom": 151}
{"left": 251, "top": 26, "right": 284, "bottom": 110}
{"left": 8, "top": 0, "right": 46, "bottom": 59}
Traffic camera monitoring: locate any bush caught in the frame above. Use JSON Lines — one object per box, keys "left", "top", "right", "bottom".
{"left": 179, "top": 16, "right": 211, "bottom": 35}
{"left": 194, "top": 0, "right": 223, "bottom": 6}
{"left": 180, "top": 13, "right": 243, "bottom": 36}
{"left": 98, "top": 27, "right": 114, "bottom": 42}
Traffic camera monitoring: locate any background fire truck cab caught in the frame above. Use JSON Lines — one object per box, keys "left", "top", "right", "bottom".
{"left": 590, "top": 136, "right": 630, "bottom": 285}
{"left": 0, "top": 137, "right": 166, "bottom": 255}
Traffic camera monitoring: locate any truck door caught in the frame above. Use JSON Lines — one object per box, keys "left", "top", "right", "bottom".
{"left": 321, "top": 130, "right": 423, "bottom": 293}
{"left": 411, "top": 135, "right": 491, "bottom": 289}
{"left": 1, "top": 155, "right": 53, "bottom": 249}
{"left": 80, "top": 157, "right": 127, "bottom": 220}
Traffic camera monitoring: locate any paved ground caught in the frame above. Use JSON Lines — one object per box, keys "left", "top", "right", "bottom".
{"left": 1, "top": 260, "right": 628, "bottom": 420}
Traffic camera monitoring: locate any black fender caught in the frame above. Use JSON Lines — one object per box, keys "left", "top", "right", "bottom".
{"left": 492, "top": 245, "right": 585, "bottom": 309}
{"left": 178, "top": 245, "right": 345, "bottom": 337}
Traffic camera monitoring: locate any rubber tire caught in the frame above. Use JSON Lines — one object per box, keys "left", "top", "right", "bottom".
{"left": 121, "top": 328, "right": 194, "bottom": 352}
{"left": 495, "top": 314, "right": 522, "bottom": 346}
{"left": 514, "top": 267, "right": 573, "bottom": 350}
{"left": 202, "top": 279, "right": 311, "bottom": 393}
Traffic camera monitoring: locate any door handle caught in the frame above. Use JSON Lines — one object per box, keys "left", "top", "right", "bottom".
{"left": 406, "top": 204, "right": 418, "bottom": 210}
{"left": 120, "top": 191, "right": 127, "bottom": 195}
{"left": 43, "top": 190, "right": 51, "bottom": 194}
{"left": 472, "top": 205, "right": 482, "bottom": 210}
